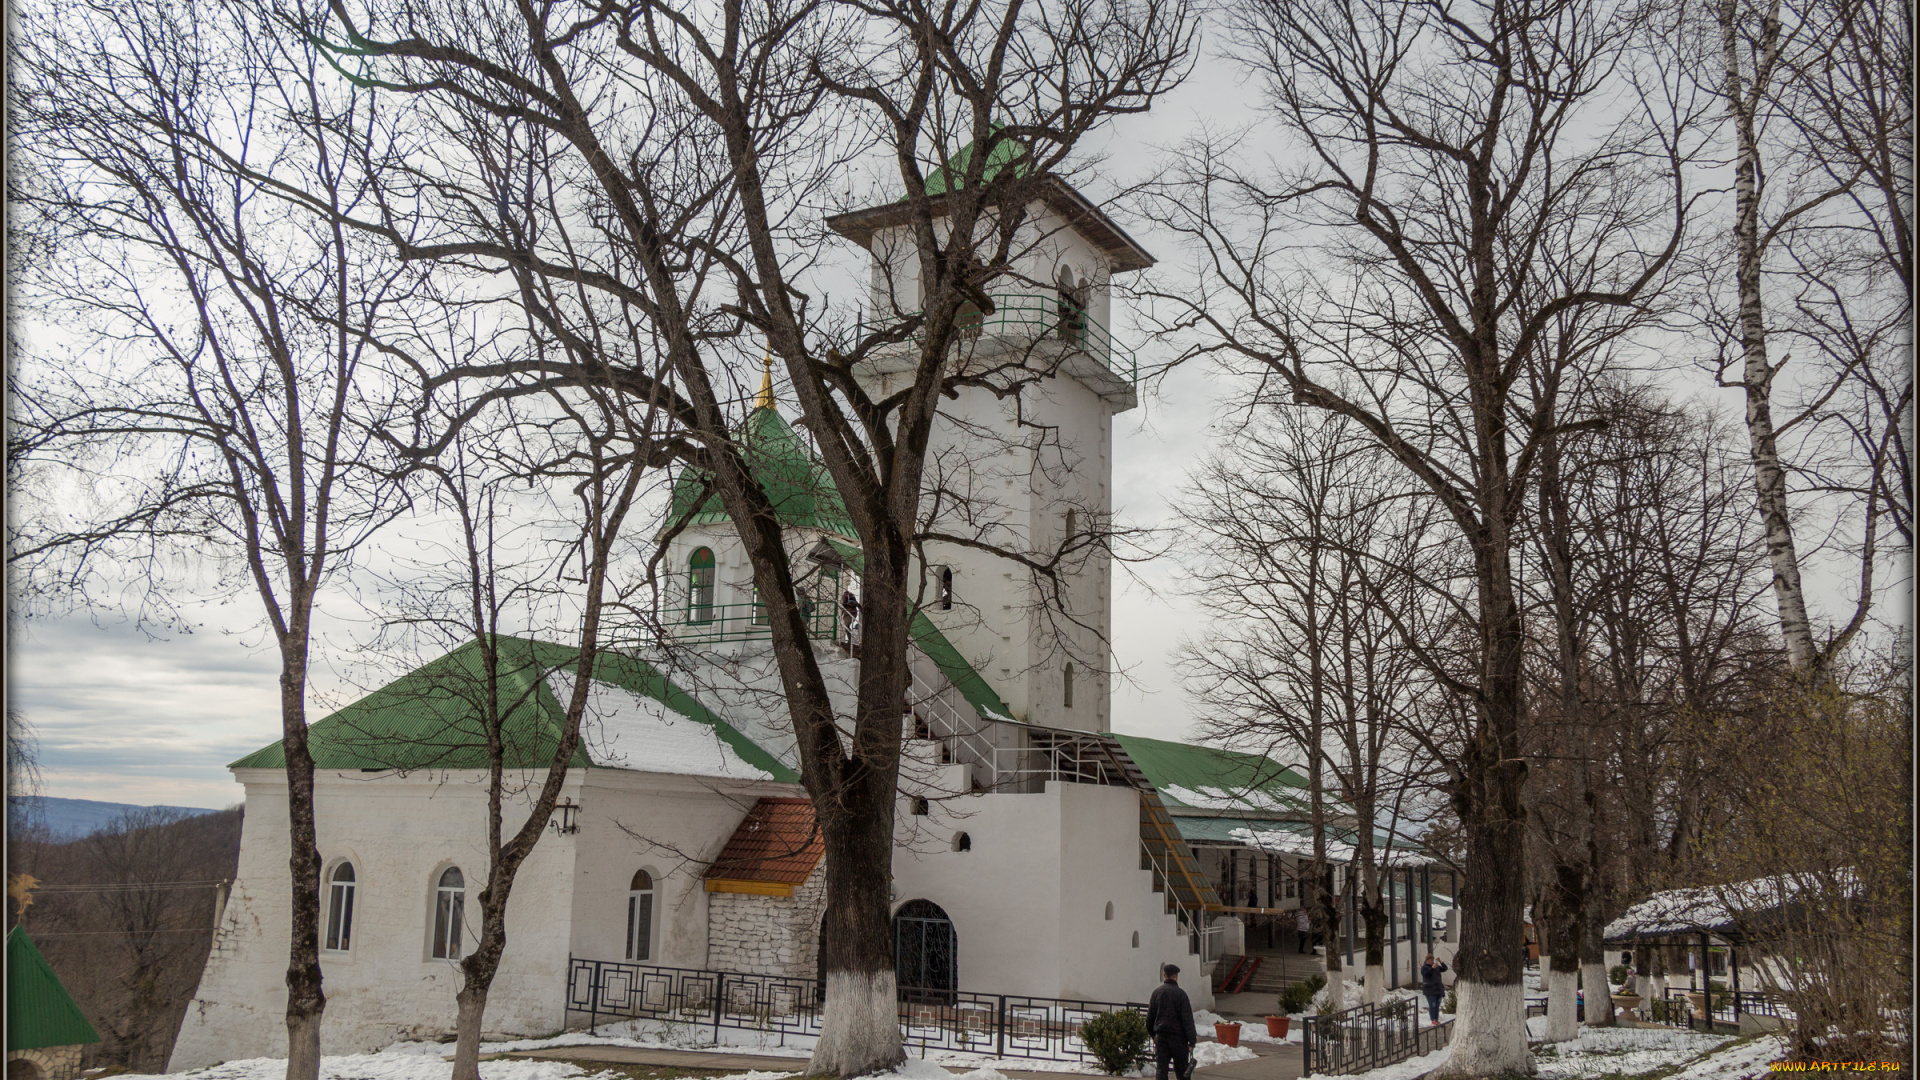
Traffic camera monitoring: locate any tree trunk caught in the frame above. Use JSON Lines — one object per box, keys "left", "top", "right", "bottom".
{"left": 1361, "top": 893, "right": 1387, "bottom": 1005}
{"left": 1717, "top": 0, "right": 1821, "bottom": 677}
{"left": 450, "top": 987, "right": 489, "bottom": 1079}
{"left": 280, "top": 644, "right": 325, "bottom": 1080}
{"left": 806, "top": 767, "right": 905, "bottom": 1076}
{"left": 1547, "top": 952, "right": 1580, "bottom": 1043}
{"left": 1580, "top": 904, "right": 1615, "bottom": 1028}
{"left": 1320, "top": 869, "right": 1345, "bottom": 1012}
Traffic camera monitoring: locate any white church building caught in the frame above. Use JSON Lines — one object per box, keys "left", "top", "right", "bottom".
{"left": 169, "top": 160, "right": 1377, "bottom": 1069}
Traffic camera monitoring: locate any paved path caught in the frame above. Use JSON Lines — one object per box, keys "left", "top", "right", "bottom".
{"left": 496, "top": 1040, "right": 1304, "bottom": 1080}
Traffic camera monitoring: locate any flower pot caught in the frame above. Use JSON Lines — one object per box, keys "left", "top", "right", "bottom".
{"left": 1265, "top": 1016, "right": 1291, "bottom": 1038}
{"left": 1612, "top": 993, "right": 1641, "bottom": 1012}
{"left": 1215, "top": 1021, "right": 1242, "bottom": 1047}
{"left": 1687, "top": 992, "right": 1708, "bottom": 1017}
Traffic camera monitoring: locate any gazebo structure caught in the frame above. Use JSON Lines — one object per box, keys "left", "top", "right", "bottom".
{"left": 6, "top": 927, "right": 101, "bottom": 1080}
{"left": 1602, "top": 876, "right": 1808, "bottom": 1033}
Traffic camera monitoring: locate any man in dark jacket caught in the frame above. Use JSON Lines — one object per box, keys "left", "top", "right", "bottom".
{"left": 1147, "top": 964, "right": 1198, "bottom": 1080}
{"left": 1420, "top": 954, "right": 1449, "bottom": 1024}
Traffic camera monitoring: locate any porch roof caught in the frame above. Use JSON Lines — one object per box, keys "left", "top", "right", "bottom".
{"left": 704, "top": 797, "right": 824, "bottom": 895}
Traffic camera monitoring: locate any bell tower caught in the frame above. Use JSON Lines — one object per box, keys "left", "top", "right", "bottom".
{"left": 827, "top": 163, "right": 1154, "bottom": 732}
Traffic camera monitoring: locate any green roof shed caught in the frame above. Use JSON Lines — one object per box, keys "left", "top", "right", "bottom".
{"left": 6, "top": 926, "right": 100, "bottom": 1051}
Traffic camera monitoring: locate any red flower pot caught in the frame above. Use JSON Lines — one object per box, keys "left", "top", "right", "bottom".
{"left": 1215, "top": 1021, "right": 1242, "bottom": 1047}
{"left": 1265, "top": 1015, "right": 1290, "bottom": 1038}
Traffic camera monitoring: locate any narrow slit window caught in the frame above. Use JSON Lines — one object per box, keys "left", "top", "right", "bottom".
{"left": 937, "top": 566, "right": 954, "bottom": 611}
{"left": 1064, "top": 663, "right": 1075, "bottom": 709}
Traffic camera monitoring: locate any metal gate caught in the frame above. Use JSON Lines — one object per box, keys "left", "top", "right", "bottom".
{"left": 895, "top": 899, "right": 957, "bottom": 1004}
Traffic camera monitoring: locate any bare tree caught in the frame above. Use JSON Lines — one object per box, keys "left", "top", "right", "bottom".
{"left": 10, "top": 2, "right": 419, "bottom": 1073}
{"left": 1179, "top": 404, "right": 1449, "bottom": 1010}
{"left": 1139, "top": 0, "right": 1695, "bottom": 1067}
{"left": 1692, "top": 0, "right": 1910, "bottom": 681}
{"left": 292, "top": 0, "right": 1193, "bottom": 1070}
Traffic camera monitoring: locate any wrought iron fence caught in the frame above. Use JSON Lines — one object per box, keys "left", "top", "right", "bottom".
{"left": 1658, "top": 987, "right": 1788, "bottom": 1031}
{"left": 1302, "top": 997, "right": 1452, "bottom": 1076}
{"left": 566, "top": 957, "right": 1147, "bottom": 1063}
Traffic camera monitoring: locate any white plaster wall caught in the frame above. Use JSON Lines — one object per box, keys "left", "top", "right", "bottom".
{"left": 890, "top": 780, "right": 1211, "bottom": 1010}
{"left": 171, "top": 769, "right": 586, "bottom": 1069}
{"left": 171, "top": 767, "right": 797, "bottom": 1070}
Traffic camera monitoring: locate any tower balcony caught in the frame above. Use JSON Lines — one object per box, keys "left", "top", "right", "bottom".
{"left": 856, "top": 291, "right": 1138, "bottom": 410}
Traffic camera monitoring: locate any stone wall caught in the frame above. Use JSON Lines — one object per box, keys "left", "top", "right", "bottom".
{"left": 705, "top": 870, "right": 826, "bottom": 978}
{"left": 8, "top": 1044, "right": 84, "bottom": 1080}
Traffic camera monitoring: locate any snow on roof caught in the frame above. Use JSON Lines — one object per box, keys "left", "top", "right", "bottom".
{"left": 1227, "top": 822, "right": 1427, "bottom": 867}
{"left": 551, "top": 670, "right": 775, "bottom": 780}
{"left": 1603, "top": 870, "right": 1858, "bottom": 941}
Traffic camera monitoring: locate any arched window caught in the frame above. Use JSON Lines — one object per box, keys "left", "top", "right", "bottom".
{"left": 910, "top": 796, "right": 930, "bottom": 816}
{"left": 626, "top": 869, "right": 655, "bottom": 961}
{"left": 894, "top": 899, "right": 957, "bottom": 1004}
{"left": 1065, "top": 508, "right": 1079, "bottom": 539}
{"left": 1104, "top": 901, "right": 1115, "bottom": 921}
{"left": 1131, "top": 931, "right": 1140, "bottom": 949}
{"left": 1063, "top": 663, "right": 1075, "bottom": 709}
{"left": 431, "top": 866, "right": 465, "bottom": 959}
{"left": 1055, "top": 265, "right": 1086, "bottom": 342}
{"left": 951, "top": 832, "right": 971, "bottom": 852}
{"left": 937, "top": 566, "right": 954, "bottom": 612}
{"left": 688, "top": 548, "right": 716, "bottom": 624}
{"left": 324, "top": 862, "right": 356, "bottom": 952}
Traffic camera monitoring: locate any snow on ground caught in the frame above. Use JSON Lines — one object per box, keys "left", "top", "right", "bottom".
{"left": 97, "top": 1042, "right": 612, "bottom": 1080}
{"left": 1663, "top": 1036, "right": 1789, "bottom": 1080}
{"left": 1531, "top": 1024, "right": 1732, "bottom": 1079}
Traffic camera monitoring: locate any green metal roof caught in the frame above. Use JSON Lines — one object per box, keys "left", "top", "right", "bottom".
{"left": 923, "top": 128, "right": 1031, "bottom": 196}
{"left": 1109, "top": 734, "right": 1310, "bottom": 815}
{"left": 667, "top": 407, "right": 852, "bottom": 536}
{"left": 230, "top": 637, "right": 796, "bottom": 782}
{"left": 820, "top": 538, "right": 1013, "bottom": 721}
{"left": 7, "top": 927, "right": 100, "bottom": 1050}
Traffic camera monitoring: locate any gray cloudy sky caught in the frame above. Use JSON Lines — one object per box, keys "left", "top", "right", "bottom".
{"left": 7, "top": 34, "right": 1894, "bottom": 810}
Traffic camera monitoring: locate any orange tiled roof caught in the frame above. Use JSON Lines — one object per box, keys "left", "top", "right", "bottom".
{"left": 704, "top": 797, "right": 823, "bottom": 887}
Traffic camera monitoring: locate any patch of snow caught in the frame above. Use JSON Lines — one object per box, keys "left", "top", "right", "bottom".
{"left": 1342, "top": 1044, "right": 1453, "bottom": 1080}
{"left": 551, "top": 670, "right": 772, "bottom": 779}
{"left": 1224, "top": 824, "right": 1424, "bottom": 867}
{"left": 105, "top": 1046, "right": 605, "bottom": 1080}
{"left": 1663, "top": 1036, "right": 1790, "bottom": 1080}
{"left": 1189, "top": 1041, "right": 1259, "bottom": 1067}
{"left": 1605, "top": 872, "right": 1858, "bottom": 940}
{"left": 1529, "top": 1024, "right": 1733, "bottom": 1080}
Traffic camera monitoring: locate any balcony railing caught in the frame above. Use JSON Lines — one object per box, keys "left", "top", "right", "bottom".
{"left": 668, "top": 600, "right": 842, "bottom": 645}
{"left": 857, "top": 292, "right": 1137, "bottom": 384}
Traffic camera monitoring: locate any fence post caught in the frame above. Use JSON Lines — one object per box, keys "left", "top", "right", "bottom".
{"left": 714, "top": 972, "right": 726, "bottom": 1043}
{"left": 1302, "top": 1016, "right": 1313, "bottom": 1076}
{"left": 588, "top": 958, "right": 600, "bottom": 1034}
{"left": 996, "top": 996, "right": 1006, "bottom": 1058}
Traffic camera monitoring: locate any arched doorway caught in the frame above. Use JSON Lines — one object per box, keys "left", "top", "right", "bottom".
{"left": 893, "top": 899, "right": 957, "bottom": 1004}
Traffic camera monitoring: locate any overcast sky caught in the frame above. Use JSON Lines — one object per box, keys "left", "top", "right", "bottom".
{"left": 7, "top": 30, "right": 1900, "bottom": 810}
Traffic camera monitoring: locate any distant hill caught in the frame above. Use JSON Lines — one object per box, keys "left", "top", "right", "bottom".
{"left": 8, "top": 795, "right": 223, "bottom": 841}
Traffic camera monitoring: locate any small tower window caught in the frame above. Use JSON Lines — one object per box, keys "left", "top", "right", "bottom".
{"left": 952, "top": 832, "right": 971, "bottom": 852}
{"left": 1056, "top": 265, "right": 1086, "bottom": 342}
{"left": 431, "top": 866, "right": 465, "bottom": 960}
{"left": 324, "top": 862, "right": 356, "bottom": 952}
{"left": 688, "top": 548, "right": 716, "bottom": 624}
{"left": 1065, "top": 508, "right": 1079, "bottom": 540}
{"left": 1064, "top": 663, "right": 1075, "bottom": 709}
{"left": 937, "top": 566, "right": 954, "bottom": 611}
{"left": 911, "top": 796, "right": 930, "bottom": 816}
{"left": 1132, "top": 931, "right": 1141, "bottom": 948}
{"left": 627, "top": 869, "right": 655, "bottom": 961}
{"left": 1104, "top": 901, "right": 1115, "bottom": 921}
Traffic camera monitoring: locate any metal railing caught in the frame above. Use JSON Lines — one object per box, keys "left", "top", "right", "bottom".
{"left": 566, "top": 956, "right": 1148, "bottom": 1063}
{"left": 1658, "top": 987, "right": 1788, "bottom": 1030}
{"left": 667, "top": 599, "right": 842, "bottom": 645}
{"left": 1302, "top": 998, "right": 1452, "bottom": 1076}
{"left": 858, "top": 292, "right": 1138, "bottom": 385}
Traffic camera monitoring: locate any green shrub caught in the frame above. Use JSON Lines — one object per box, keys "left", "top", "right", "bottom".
{"left": 1609, "top": 964, "right": 1632, "bottom": 987}
{"left": 1278, "top": 974, "right": 1327, "bottom": 1015}
{"left": 1082, "top": 1010, "right": 1151, "bottom": 1075}
{"left": 1442, "top": 988, "right": 1457, "bottom": 1015}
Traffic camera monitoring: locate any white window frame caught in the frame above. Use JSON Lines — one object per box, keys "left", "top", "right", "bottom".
{"left": 324, "top": 860, "right": 357, "bottom": 953}
{"left": 431, "top": 866, "right": 466, "bottom": 960}
{"left": 626, "top": 869, "right": 657, "bottom": 962}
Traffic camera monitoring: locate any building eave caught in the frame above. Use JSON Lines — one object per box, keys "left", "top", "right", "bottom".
{"left": 825, "top": 176, "right": 1155, "bottom": 273}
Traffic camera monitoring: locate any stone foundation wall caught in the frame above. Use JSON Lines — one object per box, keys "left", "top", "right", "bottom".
{"left": 8, "top": 1044, "right": 85, "bottom": 1080}
{"left": 705, "top": 871, "right": 826, "bottom": 978}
